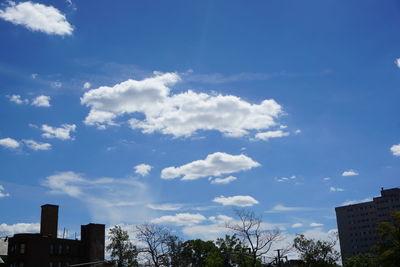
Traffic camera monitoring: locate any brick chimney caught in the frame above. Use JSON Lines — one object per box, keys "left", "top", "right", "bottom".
{"left": 40, "top": 204, "right": 58, "bottom": 237}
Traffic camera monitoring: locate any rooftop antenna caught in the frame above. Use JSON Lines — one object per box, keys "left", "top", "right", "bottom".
{"left": 63, "top": 227, "right": 66, "bottom": 239}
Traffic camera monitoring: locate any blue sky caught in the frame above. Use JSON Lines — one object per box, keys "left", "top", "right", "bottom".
{"left": 0, "top": 0, "right": 399, "bottom": 248}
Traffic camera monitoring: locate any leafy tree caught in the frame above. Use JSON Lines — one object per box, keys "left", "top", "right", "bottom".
{"left": 106, "top": 225, "right": 138, "bottom": 267}
{"left": 180, "top": 239, "right": 223, "bottom": 267}
{"left": 343, "top": 253, "right": 377, "bottom": 267}
{"left": 292, "top": 234, "right": 340, "bottom": 267}
{"left": 373, "top": 211, "right": 400, "bottom": 267}
{"left": 226, "top": 208, "right": 283, "bottom": 267}
{"left": 215, "top": 234, "right": 253, "bottom": 267}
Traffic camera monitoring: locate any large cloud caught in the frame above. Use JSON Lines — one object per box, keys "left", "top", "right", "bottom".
{"left": 0, "top": 1, "right": 73, "bottom": 35}
{"left": 161, "top": 152, "right": 260, "bottom": 180}
{"left": 32, "top": 95, "right": 51, "bottom": 107}
{"left": 81, "top": 72, "right": 283, "bottom": 138}
{"left": 213, "top": 195, "right": 259, "bottom": 207}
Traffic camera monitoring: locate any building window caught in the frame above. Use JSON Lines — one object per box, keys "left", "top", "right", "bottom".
{"left": 50, "top": 244, "right": 54, "bottom": 254}
{"left": 20, "top": 243, "right": 26, "bottom": 254}
{"left": 66, "top": 244, "right": 70, "bottom": 254}
{"left": 58, "top": 244, "right": 62, "bottom": 254}
{"left": 49, "top": 262, "right": 53, "bottom": 267}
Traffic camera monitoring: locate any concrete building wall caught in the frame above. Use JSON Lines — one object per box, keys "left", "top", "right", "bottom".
{"left": 335, "top": 187, "right": 400, "bottom": 260}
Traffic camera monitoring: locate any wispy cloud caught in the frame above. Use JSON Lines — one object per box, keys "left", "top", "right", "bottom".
{"left": 342, "top": 170, "right": 359, "bottom": 176}
{"left": 213, "top": 195, "right": 259, "bottom": 207}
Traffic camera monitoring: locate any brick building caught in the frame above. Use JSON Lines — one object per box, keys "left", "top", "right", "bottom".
{"left": 7, "top": 204, "right": 106, "bottom": 267}
{"left": 335, "top": 187, "right": 400, "bottom": 260}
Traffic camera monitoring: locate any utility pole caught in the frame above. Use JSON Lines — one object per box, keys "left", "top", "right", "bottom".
{"left": 274, "top": 249, "right": 284, "bottom": 267}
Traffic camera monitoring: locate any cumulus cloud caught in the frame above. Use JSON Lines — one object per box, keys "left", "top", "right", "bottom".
{"left": 161, "top": 152, "right": 260, "bottom": 180}
{"left": 254, "top": 130, "right": 289, "bottom": 141}
{"left": 41, "top": 124, "right": 76, "bottom": 140}
{"left": 23, "top": 140, "right": 51, "bottom": 151}
{"left": 0, "top": 223, "right": 40, "bottom": 236}
{"left": 0, "top": 1, "right": 73, "bottom": 35}
{"left": 81, "top": 72, "right": 283, "bottom": 138}
{"left": 42, "top": 171, "right": 154, "bottom": 224}
{"left": 329, "top": 186, "right": 344, "bottom": 192}
{"left": 210, "top": 176, "right": 237, "bottom": 184}
{"left": 0, "top": 185, "right": 10, "bottom": 198}
{"left": 32, "top": 95, "right": 51, "bottom": 107}
{"left": 213, "top": 195, "right": 259, "bottom": 207}
{"left": 6, "top": 94, "right": 28, "bottom": 104}
{"left": 146, "top": 203, "right": 182, "bottom": 211}
{"left": 151, "top": 213, "right": 207, "bottom": 226}
{"left": 342, "top": 170, "right": 359, "bottom": 176}
{"left": 391, "top": 144, "right": 400, "bottom": 157}
{"left": 134, "top": 163, "right": 152, "bottom": 176}
{"left": 0, "top": 138, "right": 20, "bottom": 149}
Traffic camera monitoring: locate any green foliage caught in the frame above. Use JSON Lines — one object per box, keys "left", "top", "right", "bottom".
{"left": 106, "top": 225, "right": 138, "bottom": 267}
{"left": 293, "top": 234, "right": 340, "bottom": 267}
{"left": 373, "top": 211, "right": 400, "bottom": 267}
{"left": 343, "top": 253, "right": 377, "bottom": 267}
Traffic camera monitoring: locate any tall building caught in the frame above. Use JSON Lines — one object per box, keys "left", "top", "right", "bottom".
{"left": 335, "top": 187, "right": 400, "bottom": 260}
{"left": 6, "top": 204, "right": 106, "bottom": 267}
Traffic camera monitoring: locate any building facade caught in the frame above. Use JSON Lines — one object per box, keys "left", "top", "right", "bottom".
{"left": 335, "top": 187, "right": 400, "bottom": 260}
{"left": 7, "top": 204, "right": 106, "bottom": 267}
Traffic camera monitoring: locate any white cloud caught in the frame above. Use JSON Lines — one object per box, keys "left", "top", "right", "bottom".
{"left": 161, "top": 152, "right": 260, "bottom": 180}
{"left": 395, "top": 58, "right": 400, "bottom": 68}
{"left": 146, "top": 203, "right": 182, "bottom": 211}
{"left": 391, "top": 144, "right": 400, "bottom": 157}
{"left": 0, "top": 223, "right": 40, "bottom": 236}
{"left": 330, "top": 186, "right": 344, "bottom": 192}
{"left": 291, "top": 223, "right": 303, "bottom": 228}
{"left": 0, "top": 138, "right": 20, "bottom": 149}
{"left": 41, "top": 124, "right": 76, "bottom": 140}
{"left": 310, "top": 222, "right": 324, "bottom": 227}
{"left": 210, "top": 176, "right": 237, "bottom": 184}
{"left": 0, "top": 1, "right": 73, "bottom": 35}
{"left": 275, "top": 175, "right": 296, "bottom": 182}
{"left": 134, "top": 163, "right": 152, "bottom": 176}
{"left": 32, "top": 95, "right": 51, "bottom": 107}
{"left": 323, "top": 177, "right": 331, "bottom": 181}
{"left": 341, "top": 198, "right": 372, "bottom": 206}
{"left": 6, "top": 94, "right": 28, "bottom": 104}
{"left": 0, "top": 185, "right": 10, "bottom": 198}
{"left": 81, "top": 72, "right": 283, "bottom": 137}
{"left": 42, "top": 171, "right": 154, "bottom": 224}
{"left": 23, "top": 140, "right": 51, "bottom": 151}
{"left": 31, "top": 73, "right": 38, "bottom": 79}
{"left": 268, "top": 204, "right": 309, "bottom": 212}
{"left": 213, "top": 195, "right": 259, "bottom": 207}
{"left": 83, "top": 82, "right": 91, "bottom": 89}
{"left": 342, "top": 170, "right": 359, "bottom": 176}
{"left": 151, "top": 213, "right": 207, "bottom": 226}
{"left": 254, "top": 130, "right": 289, "bottom": 141}
{"left": 294, "top": 129, "right": 302, "bottom": 134}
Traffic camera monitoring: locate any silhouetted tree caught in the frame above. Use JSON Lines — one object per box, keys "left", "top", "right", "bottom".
{"left": 136, "top": 223, "right": 171, "bottom": 267}
{"left": 343, "top": 253, "right": 377, "bottom": 267}
{"left": 106, "top": 225, "right": 138, "bottom": 267}
{"left": 226, "top": 208, "right": 283, "bottom": 267}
